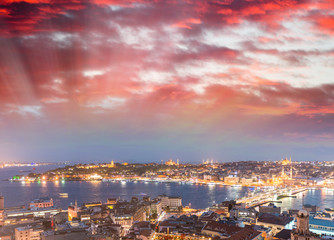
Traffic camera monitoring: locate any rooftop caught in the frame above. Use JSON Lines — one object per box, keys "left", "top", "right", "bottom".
{"left": 309, "top": 217, "right": 334, "bottom": 228}
{"left": 202, "top": 221, "right": 242, "bottom": 235}
{"left": 274, "top": 229, "right": 291, "bottom": 240}
{"left": 31, "top": 197, "right": 52, "bottom": 203}
{"left": 257, "top": 214, "right": 294, "bottom": 226}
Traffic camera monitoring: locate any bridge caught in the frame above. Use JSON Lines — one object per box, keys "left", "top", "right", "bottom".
{"left": 236, "top": 187, "right": 308, "bottom": 207}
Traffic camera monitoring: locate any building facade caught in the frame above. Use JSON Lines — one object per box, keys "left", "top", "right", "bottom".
{"left": 29, "top": 198, "right": 53, "bottom": 210}
{"left": 15, "top": 226, "right": 43, "bottom": 240}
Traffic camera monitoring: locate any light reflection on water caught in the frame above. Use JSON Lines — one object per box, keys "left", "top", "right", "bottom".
{"left": 0, "top": 166, "right": 333, "bottom": 210}
{"left": 2, "top": 180, "right": 334, "bottom": 210}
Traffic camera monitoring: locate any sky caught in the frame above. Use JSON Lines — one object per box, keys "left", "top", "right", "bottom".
{"left": 0, "top": 0, "right": 334, "bottom": 163}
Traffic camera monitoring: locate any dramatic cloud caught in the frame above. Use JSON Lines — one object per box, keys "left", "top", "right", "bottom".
{"left": 0, "top": 0, "right": 334, "bottom": 162}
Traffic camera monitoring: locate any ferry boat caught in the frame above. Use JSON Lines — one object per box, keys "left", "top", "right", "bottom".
{"left": 59, "top": 193, "right": 68, "bottom": 198}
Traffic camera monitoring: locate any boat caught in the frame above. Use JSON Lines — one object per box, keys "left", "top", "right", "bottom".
{"left": 59, "top": 193, "right": 68, "bottom": 198}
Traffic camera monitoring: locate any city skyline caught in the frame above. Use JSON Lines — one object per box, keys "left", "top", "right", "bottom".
{"left": 1, "top": 0, "right": 334, "bottom": 162}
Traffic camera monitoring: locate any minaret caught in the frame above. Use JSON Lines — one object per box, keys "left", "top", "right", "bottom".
{"left": 177, "top": 159, "right": 179, "bottom": 165}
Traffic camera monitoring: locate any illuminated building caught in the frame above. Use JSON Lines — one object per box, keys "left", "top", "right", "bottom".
{"left": 108, "top": 160, "right": 115, "bottom": 168}
{"left": 307, "top": 211, "right": 334, "bottom": 237}
{"left": 29, "top": 198, "right": 53, "bottom": 210}
{"left": 89, "top": 174, "right": 102, "bottom": 180}
{"left": 281, "top": 157, "right": 291, "bottom": 166}
{"left": 133, "top": 206, "right": 146, "bottom": 222}
{"left": 83, "top": 201, "right": 102, "bottom": 208}
{"left": 165, "top": 159, "right": 177, "bottom": 166}
{"left": 224, "top": 176, "right": 240, "bottom": 184}
{"left": 15, "top": 226, "right": 43, "bottom": 240}
{"left": 158, "top": 195, "right": 182, "bottom": 211}
{"left": 6, "top": 208, "right": 60, "bottom": 218}
{"left": 67, "top": 201, "right": 78, "bottom": 221}
{"left": 202, "top": 159, "right": 214, "bottom": 165}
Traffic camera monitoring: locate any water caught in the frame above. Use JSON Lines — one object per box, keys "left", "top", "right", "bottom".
{"left": 0, "top": 166, "right": 333, "bottom": 210}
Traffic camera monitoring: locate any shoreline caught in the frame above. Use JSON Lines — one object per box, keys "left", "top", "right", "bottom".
{"left": 6, "top": 178, "right": 333, "bottom": 190}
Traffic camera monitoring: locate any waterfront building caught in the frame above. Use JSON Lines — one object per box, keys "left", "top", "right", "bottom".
{"left": 224, "top": 176, "right": 240, "bottom": 184}
{"left": 3, "top": 214, "right": 37, "bottom": 226}
{"left": 83, "top": 201, "right": 102, "bottom": 208}
{"left": 67, "top": 201, "right": 79, "bottom": 221}
{"left": 241, "top": 177, "right": 256, "bottom": 185}
{"left": 291, "top": 210, "right": 320, "bottom": 240}
{"left": 309, "top": 216, "right": 334, "bottom": 237}
{"left": 29, "top": 198, "right": 53, "bottom": 210}
{"left": 6, "top": 208, "right": 60, "bottom": 219}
